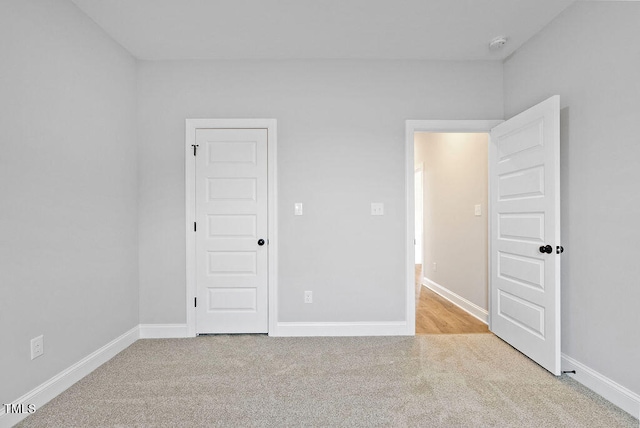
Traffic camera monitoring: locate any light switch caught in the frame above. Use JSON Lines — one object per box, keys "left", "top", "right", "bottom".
{"left": 474, "top": 204, "right": 482, "bottom": 216}
{"left": 371, "top": 203, "right": 384, "bottom": 216}
{"left": 294, "top": 203, "right": 303, "bottom": 216}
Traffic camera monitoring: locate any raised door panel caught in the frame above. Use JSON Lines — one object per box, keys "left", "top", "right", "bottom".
{"left": 195, "top": 128, "right": 268, "bottom": 334}
{"left": 490, "top": 96, "right": 561, "bottom": 375}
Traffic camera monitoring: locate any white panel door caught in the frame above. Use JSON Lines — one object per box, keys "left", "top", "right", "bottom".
{"left": 489, "top": 96, "right": 561, "bottom": 375}
{"left": 195, "top": 128, "right": 268, "bottom": 333}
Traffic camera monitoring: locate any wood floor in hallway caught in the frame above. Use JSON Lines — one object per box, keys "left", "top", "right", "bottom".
{"left": 415, "top": 265, "right": 489, "bottom": 334}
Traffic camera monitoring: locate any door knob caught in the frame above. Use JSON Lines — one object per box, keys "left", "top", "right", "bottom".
{"left": 539, "top": 245, "right": 553, "bottom": 254}
{"left": 257, "top": 239, "right": 265, "bottom": 246}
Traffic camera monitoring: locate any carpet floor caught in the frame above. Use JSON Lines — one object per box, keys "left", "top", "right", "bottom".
{"left": 17, "top": 334, "right": 638, "bottom": 427}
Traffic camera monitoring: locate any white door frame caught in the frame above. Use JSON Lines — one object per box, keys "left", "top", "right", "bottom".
{"left": 186, "top": 119, "right": 278, "bottom": 337}
{"left": 405, "top": 120, "right": 502, "bottom": 333}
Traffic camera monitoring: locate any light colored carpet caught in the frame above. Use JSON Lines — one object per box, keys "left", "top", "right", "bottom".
{"left": 18, "top": 334, "right": 638, "bottom": 427}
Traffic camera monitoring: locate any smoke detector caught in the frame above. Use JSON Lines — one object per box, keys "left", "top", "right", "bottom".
{"left": 489, "top": 36, "right": 508, "bottom": 51}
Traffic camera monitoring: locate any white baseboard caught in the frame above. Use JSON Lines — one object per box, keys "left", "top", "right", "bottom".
{"left": 562, "top": 354, "right": 640, "bottom": 419}
{"left": 422, "top": 277, "right": 488, "bottom": 324}
{"left": 139, "top": 324, "right": 188, "bottom": 339}
{"left": 272, "top": 321, "right": 410, "bottom": 337}
{"left": 0, "top": 326, "right": 139, "bottom": 428}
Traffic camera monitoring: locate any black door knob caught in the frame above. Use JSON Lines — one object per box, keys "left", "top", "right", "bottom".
{"left": 539, "top": 245, "right": 553, "bottom": 254}
{"left": 257, "top": 239, "right": 265, "bottom": 246}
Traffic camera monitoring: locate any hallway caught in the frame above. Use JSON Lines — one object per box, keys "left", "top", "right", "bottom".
{"left": 415, "top": 265, "right": 489, "bottom": 334}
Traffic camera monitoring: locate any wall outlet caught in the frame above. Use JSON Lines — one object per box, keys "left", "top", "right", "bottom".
{"left": 371, "top": 203, "right": 384, "bottom": 216}
{"left": 31, "top": 335, "right": 44, "bottom": 360}
{"left": 474, "top": 204, "right": 482, "bottom": 216}
{"left": 294, "top": 203, "right": 303, "bottom": 216}
{"left": 304, "top": 291, "right": 313, "bottom": 303}
{"left": 432, "top": 262, "right": 437, "bottom": 272}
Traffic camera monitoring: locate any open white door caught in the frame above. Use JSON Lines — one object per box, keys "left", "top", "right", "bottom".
{"left": 489, "top": 96, "right": 561, "bottom": 375}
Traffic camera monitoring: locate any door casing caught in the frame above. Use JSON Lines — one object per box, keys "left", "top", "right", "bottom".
{"left": 186, "top": 119, "right": 278, "bottom": 337}
{"left": 405, "top": 120, "right": 503, "bottom": 334}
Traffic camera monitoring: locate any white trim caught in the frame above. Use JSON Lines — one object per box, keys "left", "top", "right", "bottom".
{"left": 139, "top": 324, "right": 189, "bottom": 339}
{"left": 185, "top": 119, "right": 278, "bottom": 337}
{"left": 406, "top": 120, "right": 503, "bottom": 133}
{"left": 266, "top": 122, "right": 279, "bottom": 336}
{"left": 404, "top": 122, "right": 416, "bottom": 335}
{"left": 185, "top": 121, "right": 197, "bottom": 337}
{"left": 422, "top": 277, "right": 489, "bottom": 324}
{"left": 405, "top": 120, "right": 502, "bottom": 336}
{"left": 273, "top": 321, "right": 409, "bottom": 337}
{"left": 0, "top": 326, "right": 139, "bottom": 428}
{"left": 562, "top": 354, "right": 640, "bottom": 419}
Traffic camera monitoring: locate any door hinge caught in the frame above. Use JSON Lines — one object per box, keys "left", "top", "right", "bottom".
{"left": 194, "top": 297, "right": 197, "bottom": 307}
{"left": 191, "top": 144, "right": 199, "bottom": 156}
{"left": 194, "top": 222, "right": 197, "bottom": 232}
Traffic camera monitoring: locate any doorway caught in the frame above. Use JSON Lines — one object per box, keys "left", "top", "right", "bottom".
{"left": 404, "top": 120, "right": 501, "bottom": 337}
{"left": 406, "top": 96, "right": 562, "bottom": 375}
{"left": 414, "top": 132, "right": 490, "bottom": 334}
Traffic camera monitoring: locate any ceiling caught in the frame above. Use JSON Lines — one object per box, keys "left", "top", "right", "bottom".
{"left": 71, "top": 0, "right": 578, "bottom": 61}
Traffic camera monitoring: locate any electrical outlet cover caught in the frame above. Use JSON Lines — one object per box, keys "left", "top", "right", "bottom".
{"left": 31, "top": 335, "right": 44, "bottom": 360}
{"left": 371, "top": 203, "right": 384, "bottom": 216}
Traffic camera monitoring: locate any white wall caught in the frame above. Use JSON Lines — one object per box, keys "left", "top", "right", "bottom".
{"left": 0, "top": 0, "right": 139, "bottom": 406}
{"left": 504, "top": 2, "right": 640, "bottom": 396}
{"left": 137, "top": 60, "right": 503, "bottom": 324}
{"left": 415, "top": 132, "right": 488, "bottom": 310}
